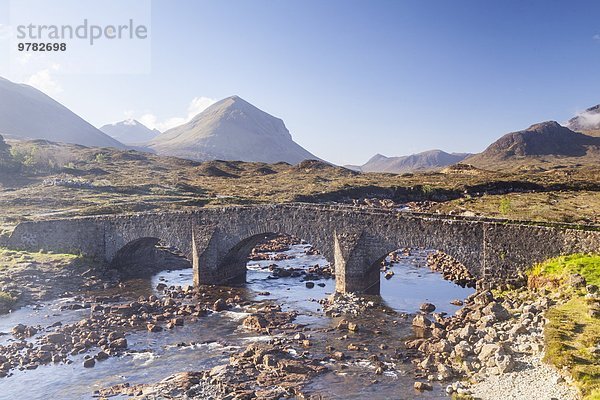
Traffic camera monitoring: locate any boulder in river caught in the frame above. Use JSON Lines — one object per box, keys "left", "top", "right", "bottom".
{"left": 414, "top": 381, "right": 433, "bottom": 391}
{"left": 412, "top": 314, "right": 433, "bottom": 329}
{"left": 213, "top": 298, "right": 227, "bottom": 312}
{"left": 109, "top": 338, "right": 128, "bottom": 349}
{"left": 83, "top": 358, "right": 95, "bottom": 368}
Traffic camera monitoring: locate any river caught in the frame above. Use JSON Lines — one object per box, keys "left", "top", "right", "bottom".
{"left": 0, "top": 245, "right": 474, "bottom": 399}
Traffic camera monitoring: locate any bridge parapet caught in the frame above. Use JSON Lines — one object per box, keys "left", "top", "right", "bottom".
{"left": 6, "top": 203, "right": 600, "bottom": 293}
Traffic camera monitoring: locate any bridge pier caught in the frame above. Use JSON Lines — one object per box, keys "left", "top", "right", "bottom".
{"left": 192, "top": 226, "right": 250, "bottom": 286}
{"left": 334, "top": 230, "right": 382, "bottom": 294}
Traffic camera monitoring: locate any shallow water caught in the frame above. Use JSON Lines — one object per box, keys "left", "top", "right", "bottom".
{"left": 0, "top": 245, "right": 474, "bottom": 399}
{"left": 381, "top": 263, "right": 474, "bottom": 315}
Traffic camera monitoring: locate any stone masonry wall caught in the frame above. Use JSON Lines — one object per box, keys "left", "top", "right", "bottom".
{"left": 7, "top": 203, "right": 600, "bottom": 293}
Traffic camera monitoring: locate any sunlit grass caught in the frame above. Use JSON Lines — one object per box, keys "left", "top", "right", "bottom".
{"left": 545, "top": 297, "right": 600, "bottom": 399}
{"left": 527, "top": 254, "right": 600, "bottom": 399}
{"left": 0, "top": 247, "right": 81, "bottom": 270}
{"left": 529, "top": 254, "right": 600, "bottom": 287}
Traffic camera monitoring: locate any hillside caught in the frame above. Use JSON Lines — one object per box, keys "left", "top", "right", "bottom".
{"left": 149, "top": 96, "right": 319, "bottom": 164}
{"left": 1, "top": 138, "right": 598, "bottom": 231}
{"left": 465, "top": 121, "right": 600, "bottom": 170}
{"left": 0, "top": 77, "right": 125, "bottom": 149}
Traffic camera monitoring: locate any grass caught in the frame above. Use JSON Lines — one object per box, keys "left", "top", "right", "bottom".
{"left": 528, "top": 254, "right": 600, "bottom": 400}
{"left": 529, "top": 253, "right": 600, "bottom": 288}
{"left": 451, "top": 394, "right": 474, "bottom": 400}
{"left": 0, "top": 247, "right": 81, "bottom": 270}
{"left": 544, "top": 297, "right": 600, "bottom": 399}
{"left": 433, "top": 191, "right": 600, "bottom": 224}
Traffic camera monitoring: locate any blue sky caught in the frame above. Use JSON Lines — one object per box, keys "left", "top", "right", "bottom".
{"left": 1, "top": 0, "right": 600, "bottom": 165}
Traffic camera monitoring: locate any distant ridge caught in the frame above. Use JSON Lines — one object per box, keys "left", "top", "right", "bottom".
{"left": 0, "top": 76, "right": 125, "bottom": 149}
{"left": 149, "top": 95, "right": 319, "bottom": 164}
{"left": 100, "top": 119, "right": 160, "bottom": 144}
{"left": 566, "top": 104, "right": 600, "bottom": 137}
{"left": 348, "top": 150, "right": 470, "bottom": 173}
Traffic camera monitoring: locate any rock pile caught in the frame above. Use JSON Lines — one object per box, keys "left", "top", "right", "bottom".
{"left": 406, "top": 288, "right": 556, "bottom": 393}
{"left": 248, "top": 235, "right": 301, "bottom": 261}
{"left": 427, "top": 250, "right": 476, "bottom": 288}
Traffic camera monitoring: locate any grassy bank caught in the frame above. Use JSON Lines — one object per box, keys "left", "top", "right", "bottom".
{"left": 0, "top": 247, "right": 80, "bottom": 270}
{"left": 0, "top": 247, "right": 85, "bottom": 313}
{"left": 529, "top": 254, "right": 600, "bottom": 400}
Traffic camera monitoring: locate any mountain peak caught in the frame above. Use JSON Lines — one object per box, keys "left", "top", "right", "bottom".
{"left": 465, "top": 120, "right": 600, "bottom": 168}
{"left": 367, "top": 153, "right": 389, "bottom": 163}
{"left": 148, "top": 96, "right": 318, "bottom": 164}
{"left": 527, "top": 121, "right": 563, "bottom": 132}
{"left": 100, "top": 118, "right": 160, "bottom": 144}
{"left": 212, "top": 95, "right": 247, "bottom": 108}
{"left": 360, "top": 149, "right": 470, "bottom": 173}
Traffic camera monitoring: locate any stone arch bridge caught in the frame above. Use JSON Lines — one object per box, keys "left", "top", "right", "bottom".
{"left": 5, "top": 204, "right": 600, "bottom": 294}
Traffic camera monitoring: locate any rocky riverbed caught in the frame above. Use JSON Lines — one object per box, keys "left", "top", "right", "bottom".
{"left": 0, "top": 237, "right": 585, "bottom": 399}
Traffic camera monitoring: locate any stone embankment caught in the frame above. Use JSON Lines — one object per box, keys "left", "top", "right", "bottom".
{"left": 408, "top": 287, "right": 581, "bottom": 398}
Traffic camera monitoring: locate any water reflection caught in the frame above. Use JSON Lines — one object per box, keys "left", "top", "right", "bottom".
{"left": 380, "top": 262, "right": 475, "bottom": 315}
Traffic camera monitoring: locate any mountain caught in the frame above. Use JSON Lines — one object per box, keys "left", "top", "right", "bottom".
{"left": 465, "top": 121, "right": 600, "bottom": 169}
{"left": 349, "top": 150, "right": 470, "bottom": 173}
{"left": 148, "top": 95, "right": 319, "bottom": 164}
{"left": 0, "top": 77, "right": 125, "bottom": 149}
{"left": 566, "top": 104, "right": 600, "bottom": 137}
{"left": 100, "top": 119, "right": 160, "bottom": 144}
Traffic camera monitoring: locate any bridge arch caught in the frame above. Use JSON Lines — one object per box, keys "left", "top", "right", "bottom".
{"left": 330, "top": 223, "right": 484, "bottom": 294}
{"left": 110, "top": 236, "right": 192, "bottom": 278}
{"left": 193, "top": 226, "right": 335, "bottom": 286}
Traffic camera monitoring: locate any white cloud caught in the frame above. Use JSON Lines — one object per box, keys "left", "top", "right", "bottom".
{"left": 26, "top": 64, "right": 63, "bottom": 95}
{"left": 594, "top": 34, "right": 600, "bottom": 41}
{"left": 572, "top": 108, "right": 600, "bottom": 129}
{"left": 136, "top": 96, "right": 216, "bottom": 132}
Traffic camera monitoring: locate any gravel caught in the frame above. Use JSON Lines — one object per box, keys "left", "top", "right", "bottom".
{"left": 469, "top": 352, "right": 579, "bottom": 400}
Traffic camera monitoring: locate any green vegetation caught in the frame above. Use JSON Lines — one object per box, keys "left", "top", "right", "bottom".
{"left": 95, "top": 153, "right": 109, "bottom": 163}
{"left": 545, "top": 297, "right": 600, "bottom": 399}
{"left": 0, "top": 247, "right": 80, "bottom": 270}
{"left": 0, "top": 135, "right": 19, "bottom": 172}
{"left": 529, "top": 254, "right": 600, "bottom": 288}
{"left": 9, "top": 142, "right": 74, "bottom": 172}
{"left": 527, "top": 254, "right": 600, "bottom": 400}
{"left": 451, "top": 394, "right": 474, "bottom": 400}
{"left": 499, "top": 197, "right": 512, "bottom": 215}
